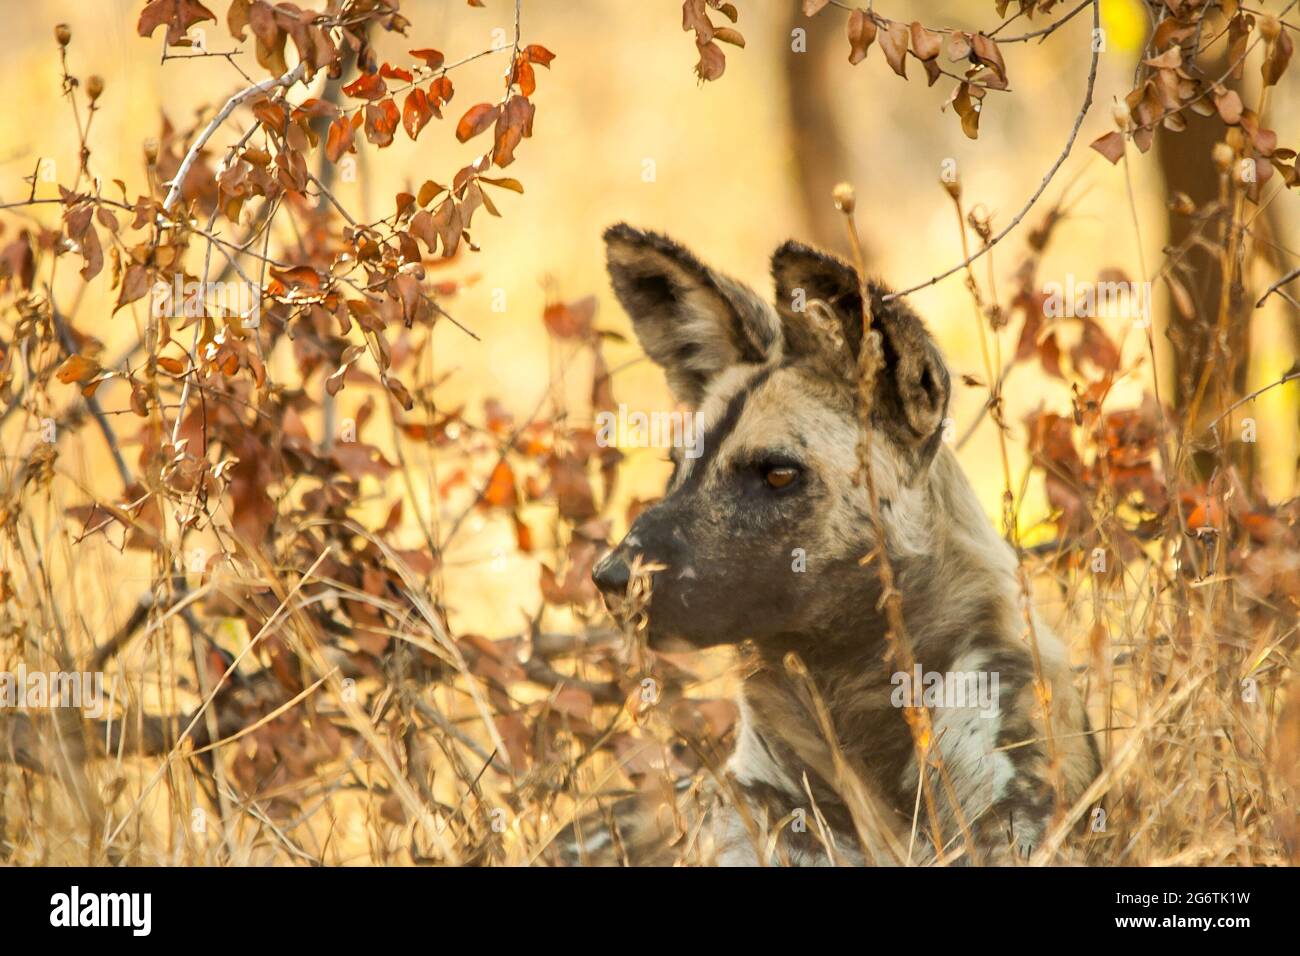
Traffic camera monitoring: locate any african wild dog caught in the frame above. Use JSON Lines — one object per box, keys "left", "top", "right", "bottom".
{"left": 564, "top": 224, "right": 1098, "bottom": 866}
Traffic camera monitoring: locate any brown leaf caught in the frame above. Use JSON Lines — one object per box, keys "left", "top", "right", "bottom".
{"left": 383, "top": 375, "right": 414, "bottom": 411}
{"left": 115, "top": 263, "right": 152, "bottom": 313}
{"left": 227, "top": 0, "right": 251, "bottom": 40}
{"left": 492, "top": 95, "right": 535, "bottom": 167}
{"left": 429, "top": 76, "right": 455, "bottom": 110}
{"left": 971, "top": 33, "right": 1007, "bottom": 83}
{"left": 523, "top": 44, "right": 556, "bottom": 67}
{"left": 513, "top": 58, "right": 537, "bottom": 96}
{"left": 409, "top": 209, "right": 437, "bottom": 254}
{"left": 712, "top": 26, "right": 745, "bottom": 47}
{"left": 402, "top": 88, "right": 434, "bottom": 140}
{"left": 325, "top": 115, "right": 355, "bottom": 162}
{"left": 364, "top": 99, "right": 400, "bottom": 147}
{"left": 77, "top": 224, "right": 103, "bottom": 281}
{"left": 550, "top": 453, "right": 597, "bottom": 521}
{"left": 269, "top": 265, "right": 321, "bottom": 290}
{"left": 877, "top": 20, "right": 909, "bottom": 77}
{"left": 1089, "top": 130, "right": 1126, "bottom": 165}
{"left": 479, "top": 176, "right": 524, "bottom": 193}
{"left": 57, "top": 353, "right": 100, "bottom": 385}
{"left": 1143, "top": 47, "right": 1182, "bottom": 69}
{"left": 543, "top": 296, "right": 597, "bottom": 340}
{"left": 846, "top": 9, "right": 877, "bottom": 65}
{"left": 952, "top": 82, "right": 980, "bottom": 139}
{"left": 410, "top": 47, "right": 444, "bottom": 70}
{"left": 379, "top": 62, "right": 413, "bottom": 83}
{"left": 250, "top": 98, "right": 288, "bottom": 132}
{"left": 64, "top": 207, "right": 104, "bottom": 282}
{"left": 1263, "top": 29, "right": 1294, "bottom": 87}
{"left": 430, "top": 199, "right": 463, "bottom": 257}
{"left": 946, "top": 30, "right": 972, "bottom": 62}
{"left": 0, "top": 232, "right": 35, "bottom": 290}
{"left": 1214, "top": 88, "right": 1244, "bottom": 124}
{"left": 456, "top": 102, "right": 499, "bottom": 142}
{"left": 695, "top": 39, "right": 726, "bottom": 81}
{"left": 138, "top": 0, "right": 216, "bottom": 46}
{"left": 250, "top": 2, "right": 286, "bottom": 75}
{"left": 417, "top": 180, "right": 445, "bottom": 206}
{"left": 552, "top": 686, "right": 594, "bottom": 724}
{"left": 909, "top": 21, "right": 942, "bottom": 61}
{"left": 342, "top": 72, "right": 387, "bottom": 101}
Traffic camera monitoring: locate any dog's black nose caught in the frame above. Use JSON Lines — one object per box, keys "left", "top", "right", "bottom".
{"left": 592, "top": 552, "right": 631, "bottom": 596}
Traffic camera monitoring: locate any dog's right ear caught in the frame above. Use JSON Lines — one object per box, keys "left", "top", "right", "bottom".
{"left": 604, "top": 223, "right": 781, "bottom": 406}
{"left": 772, "top": 240, "right": 952, "bottom": 471}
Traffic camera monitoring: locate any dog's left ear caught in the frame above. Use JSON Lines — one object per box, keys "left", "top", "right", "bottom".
{"left": 772, "top": 241, "right": 951, "bottom": 460}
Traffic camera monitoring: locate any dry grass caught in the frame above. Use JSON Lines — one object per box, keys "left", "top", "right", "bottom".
{"left": 1, "top": 348, "right": 1296, "bottom": 867}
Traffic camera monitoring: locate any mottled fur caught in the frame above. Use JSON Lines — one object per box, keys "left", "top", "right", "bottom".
{"left": 562, "top": 224, "right": 1098, "bottom": 866}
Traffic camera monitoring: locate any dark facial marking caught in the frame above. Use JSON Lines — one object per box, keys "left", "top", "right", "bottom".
{"left": 676, "top": 365, "right": 776, "bottom": 492}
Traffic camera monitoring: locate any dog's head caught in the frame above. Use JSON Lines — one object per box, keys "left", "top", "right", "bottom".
{"left": 593, "top": 224, "right": 951, "bottom": 650}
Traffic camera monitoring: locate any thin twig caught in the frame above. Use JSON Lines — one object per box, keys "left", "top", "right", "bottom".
{"left": 883, "top": 0, "right": 1101, "bottom": 302}
{"left": 161, "top": 61, "right": 306, "bottom": 215}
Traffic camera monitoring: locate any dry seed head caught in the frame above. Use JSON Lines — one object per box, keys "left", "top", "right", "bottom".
{"left": 1212, "top": 142, "right": 1234, "bottom": 171}
{"left": 832, "top": 182, "right": 856, "bottom": 214}
{"left": 1111, "top": 100, "right": 1132, "bottom": 131}
{"left": 86, "top": 75, "right": 104, "bottom": 101}
{"left": 55, "top": 23, "right": 71, "bottom": 46}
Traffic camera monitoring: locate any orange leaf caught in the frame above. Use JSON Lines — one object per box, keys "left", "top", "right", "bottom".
{"left": 410, "top": 48, "right": 444, "bottom": 70}
{"left": 57, "top": 353, "right": 100, "bottom": 385}
{"left": 522, "top": 44, "right": 555, "bottom": 67}
{"left": 403, "top": 88, "right": 434, "bottom": 140}
{"left": 379, "top": 62, "right": 413, "bottom": 83}
{"left": 482, "top": 459, "right": 518, "bottom": 509}
{"left": 456, "top": 102, "right": 499, "bottom": 142}
{"left": 270, "top": 265, "right": 322, "bottom": 290}
{"left": 342, "top": 72, "right": 387, "bottom": 101}
{"left": 325, "top": 115, "right": 355, "bottom": 162}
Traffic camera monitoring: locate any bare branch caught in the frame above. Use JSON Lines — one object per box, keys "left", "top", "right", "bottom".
{"left": 882, "top": 0, "right": 1101, "bottom": 302}
{"left": 161, "top": 61, "right": 307, "bottom": 215}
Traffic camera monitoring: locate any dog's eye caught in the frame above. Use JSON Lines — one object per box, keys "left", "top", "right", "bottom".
{"left": 763, "top": 465, "right": 799, "bottom": 490}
